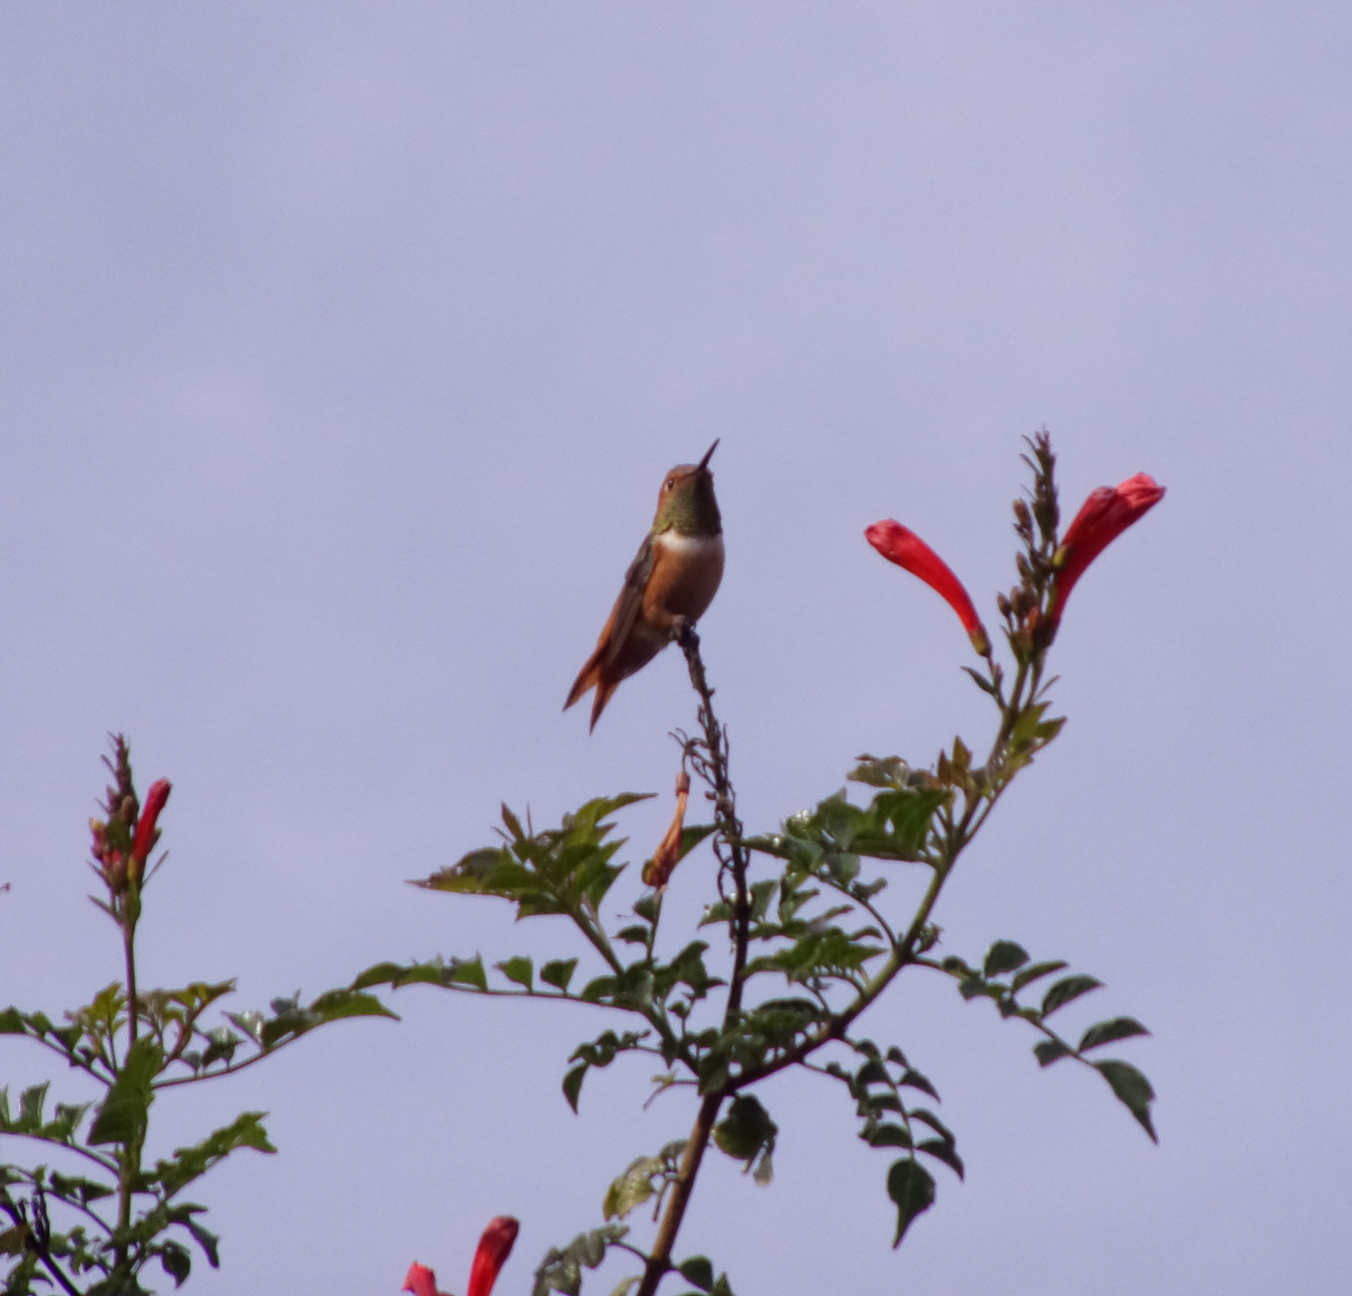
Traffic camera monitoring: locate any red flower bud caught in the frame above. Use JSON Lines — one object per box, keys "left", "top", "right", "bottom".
{"left": 467, "top": 1216, "right": 519, "bottom": 1296}
{"left": 1050, "top": 473, "right": 1165, "bottom": 623}
{"left": 865, "top": 521, "right": 990, "bottom": 656}
{"left": 131, "top": 779, "right": 172, "bottom": 868}
{"left": 402, "top": 1262, "right": 445, "bottom": 1296}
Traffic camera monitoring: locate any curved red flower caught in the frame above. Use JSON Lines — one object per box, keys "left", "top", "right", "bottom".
{"left": 865, "top": 520, "right": 990, "bottom": 655}
{"left": 1050, "top": 473, "right": 1165, "bottom": 623}
{"left": 467, "top": 1216, "right": 519, "bottom": 1296}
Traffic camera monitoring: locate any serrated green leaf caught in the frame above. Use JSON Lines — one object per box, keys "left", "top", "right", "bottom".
{"left": 540, "top": 959, "right": 578, "bottom": 993}
{"left": 983, "top": 941, "right": 1029, "bottom": 977}
{"left": 1078, "top": 1016, "right": 1149, "bottom": 1051}
{"left": 1094, "top": 1060, "right": 1158, "bottom": 1142}
{"left": 1041, "top": 975, "right": 1103, "bottom": 1017}
{"left": 886, "top": 1158, "right": 936, "bottom": 1248}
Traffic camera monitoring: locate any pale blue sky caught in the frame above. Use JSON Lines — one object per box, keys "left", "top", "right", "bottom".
{"left": 2, "top": 4, "right": 1349, "bottom": 1293}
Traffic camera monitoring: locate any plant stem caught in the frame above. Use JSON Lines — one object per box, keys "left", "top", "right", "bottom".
{"left": 635, "top": 1093, "right": 724, "bottom": 1296}
{"left": 632, "top": 624, "right": 748, "bottom": 1296}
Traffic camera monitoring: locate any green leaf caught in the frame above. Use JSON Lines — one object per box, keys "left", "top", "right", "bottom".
{"left": 908, "top": 1107, "right": 956, "bottom": 1145}
{"left": 49, "top": 1172, "right": 113, "bottom": 1205}
{"left": 149, "top": 1112, "right": 276, "bottom": 1197}
{"left": 713, "top": 1095, "right": 778, "bottom": 1165}
{"left": 886, "top": 1158, "right": 936, "bottom": 1248}
{"left": 540, "top": 958, "right": 579, "bottom": 993}
{"left": 603, "top": 1156, "right": 662, "bottom": 1220}
{"left": 562, "top": 1064, "right": 587, "bottom": 1114}
{"left": 307, "top": 988, "right": 399, "bottom": 1025}
{"left": 864, "top": 1123, "right": 912, "bottom": 1149}
{"left": 445, "top": 956, "right": 489, "bottom": 992}
{"left": 496, "top": 957, "right": 534, "bottom": 990}
{"left": 917, "top": 1137, "right": 964, "bottom": 1180}
{"left": 900, "top": 1068, "right": 939, "bottom": 1100}
{"left": 678, "top": 1257, "right": 714, "bottom": 1291}
{"left": 18, "top": 1083, "right": 48, "bottom": 1133}
{"left": 1094, "top": 1060, "right": 1158, "bottom": 1142}
{"left": 158, "top": 1240, "right": 192, "bottom": 1287}
{"left": 983, "top": 941, "right": 1030, "bottom": 977}
{"left": 533, "top": 1225, "right": 629, "bottom": 1296}
{"left": 1079, "top": 1017, "right": 1150, "bottom": 1052}
{"left": 1040, "top": 975, "right": 1103, "bottom": 1017}
{"left": 88, "top": 1037, "right": 162, "bottom": 1145}
{"left": 1010, "top": 959, "right": 1069, "bottom": 993}
{"left": 1033, "top": 1039, "right": 1072, "bottom": 1067}
{"left": 417, "top": 794, "right": 653, "bottom": 920}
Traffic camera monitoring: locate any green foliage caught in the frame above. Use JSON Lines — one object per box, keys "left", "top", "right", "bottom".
{"left": 533, "top": 1224, "right": 631, "bottom": 1296}
{"left": 414, "top": 795, "right": 653, "bottom": 919}
{"left": 941, "top": 941, "right": 1156, "bottom": 1142}
{"left": 2, "top": 735, "right": 395, "bottom": 1294}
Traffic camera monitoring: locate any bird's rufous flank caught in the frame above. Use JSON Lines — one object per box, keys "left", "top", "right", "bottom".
{"left": 565, "top": 440, "right": 724, "bottom": 730}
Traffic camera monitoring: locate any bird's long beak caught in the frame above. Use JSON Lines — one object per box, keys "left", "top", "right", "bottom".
{"left": 698, "top": 438, "right": 720, "bottom": 472}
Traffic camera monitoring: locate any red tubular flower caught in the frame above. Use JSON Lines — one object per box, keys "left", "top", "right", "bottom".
{"left": 467, "top": 1216, "right": 519, "bottom": 1296}
{"left": 865, "top": 520, "right": 990, "bottom": 656}
{"left": 131, "top": 779, "right": 172, "bottom": 863}
{"left": 402, "top": 1263, "right": 445, "bottom": 1296}
{"left": 1050, "top": 473, "right": 1165, "bottom": 623}
{"left": 129, "top": 778, "right": 172, "bottom": 880}
{"left": 643, "top": 771, "right": 690, "bottom": 891}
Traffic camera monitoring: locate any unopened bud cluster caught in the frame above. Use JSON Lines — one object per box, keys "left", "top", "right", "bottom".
{"left": 88, "top": 736, "right": 171, "bottom": 895}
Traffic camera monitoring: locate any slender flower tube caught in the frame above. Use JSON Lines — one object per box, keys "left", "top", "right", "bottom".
{"left": 865, "top": 520, "right": 990, "bottom": 655}
{"left": 643, "top": 771, "right": 690, "bottom": 890}
{"left": 1050, "top": 473, "right": 1165, "bottom": 623}
{"left": 404, "top": 1217, "right": 519, "bottom": 1296}
{"left": 130, "top": 778, "right": 172, "bottom": 871}
{"left": 467, "top": 1216, "right": 519, "bottom": 1296}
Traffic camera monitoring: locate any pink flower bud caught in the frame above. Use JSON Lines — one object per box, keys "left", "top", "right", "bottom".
{"left": 467, "top": 1216, "right": 519, "bottom": 1296}
{"left": 1050, "top": 473, "right": 1165, "bottom": 623}
{"left": 131, "top": 779, "right": 172, "bottom": 869}
{"left": 865, "top": 521, "right": 990, "bottom": 656}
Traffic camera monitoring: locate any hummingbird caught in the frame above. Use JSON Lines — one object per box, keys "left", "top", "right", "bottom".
{"left": 565, "top": 440, "right": 724, "bottom": 730}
